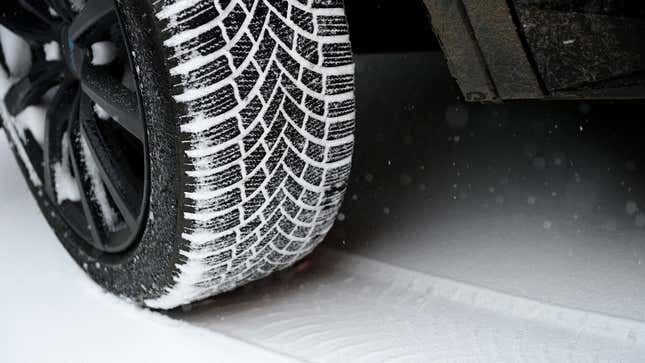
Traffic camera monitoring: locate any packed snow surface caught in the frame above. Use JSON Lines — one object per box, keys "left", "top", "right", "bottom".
{"left": 0, "top": 142, "right": 295, "bottom": 363}
{"left": 2, "top": 50, "right": 645, "bottom": 362}
{"left": 0, "top": 27, "right": 30, "bottom": 77}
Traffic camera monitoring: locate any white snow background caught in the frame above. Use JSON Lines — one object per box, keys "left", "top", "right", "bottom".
{"left": 1, "top": 27, "right": 645, "bottom": 363}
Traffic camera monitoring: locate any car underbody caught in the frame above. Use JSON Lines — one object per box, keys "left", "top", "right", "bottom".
{"left": 346, "top": 0, "right": 645, "bottom": 102}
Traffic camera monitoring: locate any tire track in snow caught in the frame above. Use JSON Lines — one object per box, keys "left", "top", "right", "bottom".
{"left": 321, "top": 249, "right": 645, "bottom": 345}
{"left": 176, "top": 248, "right": 645, "bottom": 362}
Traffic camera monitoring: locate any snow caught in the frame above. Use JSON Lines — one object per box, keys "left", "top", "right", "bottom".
{"left": 178, "top": 249, "right": 645, "bottom": 362}
{"left": 93, "top": 103, "right": 111, "bottom": 120}
{"left": 627, "top": 201, "right": 639, "bottom": 215}
{"left": 13, "top": 106, "right": 47, "bottom": 145}
{"left": 0, "top": 142, "right": 297, "bottom": 363}
{"left": 2, "top": 46, "right": 645, "bottom": 362}
{"left": 90, "top": 41, "right": 117, "bottom": 66}
{"left": 0, "top": 28, "right": 41, "bottom": 187}
{"left": 44, "top": 41, "right": 61, "bottom": 61}
{"left": 0, "top": 27, "right": 30, "bottom": 77}
{"left": 53, "top": 161, "right": 81, "bottom": 204}
{"left": 68, "top": 0, "right": 86, "bottom": 12}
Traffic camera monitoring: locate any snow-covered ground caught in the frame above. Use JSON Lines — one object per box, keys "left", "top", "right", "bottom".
{"left": 2, "top": 53, "right": 645, "bottom": 362}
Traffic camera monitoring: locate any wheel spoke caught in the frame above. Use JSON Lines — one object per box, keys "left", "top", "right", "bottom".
{"left": 17, "top": 0, "right": 58, "bottom": 27}
{"left": 43, "top": 79, "right": 79, "bottom": 200}
{"left": 4, "top": 61, "right": 64, "bottom": 116}
{"left": 0, "top": 2, "right": 55, "bottom": 44}
{"left": 43, "top": 0, "right": 74, "bottom": 23}
{"left": 4, "top": 0, "right": 146, "bottom": 254}
{"left": 68, "top": 0, "right": 114, "bottom": 43}
{"left": 78, "top": 92, "right": 140, "bottom": 229}
{"left": 81, "top": 65, "right": 144, "bottom": 141}
{"left": 67, "top": 99, "right": 109, "bottom": 249}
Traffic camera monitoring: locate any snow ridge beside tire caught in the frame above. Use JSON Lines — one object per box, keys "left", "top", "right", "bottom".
{"left": 146, "top": 0, "right": 355, "bottom": 308}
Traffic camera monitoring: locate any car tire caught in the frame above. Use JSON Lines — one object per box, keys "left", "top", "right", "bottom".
{"left": 0, "top": 0, "right": 355, "bottom": 309}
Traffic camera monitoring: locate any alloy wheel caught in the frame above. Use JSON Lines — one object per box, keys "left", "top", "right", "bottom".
{"left": 0, "top": 0, "right": 148, "bottom": 254}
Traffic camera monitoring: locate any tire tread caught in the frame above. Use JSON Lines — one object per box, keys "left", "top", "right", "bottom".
{"left": 146, "top": 0, "right": 355, "bottom": 308}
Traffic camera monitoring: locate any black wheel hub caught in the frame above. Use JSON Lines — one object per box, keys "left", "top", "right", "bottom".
{"left": 0, "top": 0, "right": 149, "bottom": 254}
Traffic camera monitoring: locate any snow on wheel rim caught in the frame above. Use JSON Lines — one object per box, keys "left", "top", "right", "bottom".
{"left": 0, "top": 0, "right": 150, "bottom": 254}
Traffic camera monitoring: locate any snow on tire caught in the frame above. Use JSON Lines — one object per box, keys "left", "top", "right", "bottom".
{"left": 145, "top": 0, "right": 355, "bottom": 308}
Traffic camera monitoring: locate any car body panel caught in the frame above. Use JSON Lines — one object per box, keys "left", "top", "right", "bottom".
{"left": 423, "top": 0, "right": 645, "bottom": 101}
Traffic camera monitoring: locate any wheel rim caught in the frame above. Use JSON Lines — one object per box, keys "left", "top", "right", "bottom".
{"left": 1, "top": 0, "right": 149, "bottom": 254}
